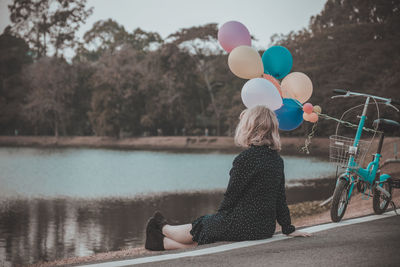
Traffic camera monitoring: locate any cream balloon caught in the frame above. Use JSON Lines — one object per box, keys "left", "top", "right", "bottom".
{"left": 281, "top": 72, "right": 313, "bottom": 103}
{"left": 228, "top": 46, "right": 264, "bottom": 79}
{"left": 241, "top": 78, "right": 283, "bottom": 110}
{"left": 313, "top": 105, "right": 322, "bottom": 114}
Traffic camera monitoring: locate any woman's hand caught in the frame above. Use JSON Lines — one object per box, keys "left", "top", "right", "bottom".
{"left": 288, "top": 230, "right": 312, "bottom": 237}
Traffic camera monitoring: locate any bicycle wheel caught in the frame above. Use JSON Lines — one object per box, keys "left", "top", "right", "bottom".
{"left": 330, "top": 179, "right": 349, "bottom": 222}
{"left": 372, "top": 181, "right": 392, "bottom": 214}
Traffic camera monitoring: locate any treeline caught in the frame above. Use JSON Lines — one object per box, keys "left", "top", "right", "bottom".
{"left": 0, "top": 0, "right": 399, "bottom": 138}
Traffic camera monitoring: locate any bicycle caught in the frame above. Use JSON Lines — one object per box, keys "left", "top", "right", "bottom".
{"left": 329, "top": 89, "right": 400, "bottom": 222}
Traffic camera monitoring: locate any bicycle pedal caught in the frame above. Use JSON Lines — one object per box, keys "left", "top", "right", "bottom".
{"left": 361, "top": 192, "right": 372, "bottom": 197}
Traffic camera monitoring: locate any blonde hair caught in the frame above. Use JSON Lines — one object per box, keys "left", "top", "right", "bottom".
{"left": 234, "top": 105, "right": 281, "bottom": 151}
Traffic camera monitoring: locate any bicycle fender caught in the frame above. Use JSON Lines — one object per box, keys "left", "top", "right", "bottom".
{"left": 379, "top": 174, "right": 391, "bottom": 183}
{"left": 336, "top": 173, "right": 350, "bottom": 186}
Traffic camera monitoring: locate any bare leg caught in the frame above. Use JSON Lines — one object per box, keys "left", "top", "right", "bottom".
{"left": 162, "top": 224, "right": 195, "bottom": 244}
{"left": 163, "top": 236, "right": 198, "bottom": 250}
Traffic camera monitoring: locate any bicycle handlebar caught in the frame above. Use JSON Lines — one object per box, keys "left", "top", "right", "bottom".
{"left": 331, "top": 89, "right": 399, "bottom": 111}
{"left": 332, "top": 89, "right": 348, "bottom": 95}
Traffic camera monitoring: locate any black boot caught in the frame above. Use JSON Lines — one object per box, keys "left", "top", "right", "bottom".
{"left": 145, "top": 217, "right": 165, "bottom": 251}
{"left": 153, "top": 211, "right": 168, "bottom": 231}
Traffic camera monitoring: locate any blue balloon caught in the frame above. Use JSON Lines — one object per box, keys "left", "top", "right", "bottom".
{"left": 262, "top": 46, "right": 293, "bottom": 79}
{"left": 275, "top": 98, "right": 304, "bottom": 131}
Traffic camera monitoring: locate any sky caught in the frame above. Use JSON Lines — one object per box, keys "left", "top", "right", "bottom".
{"left": 0, "top": 0, "right": 326, "bottom": 55}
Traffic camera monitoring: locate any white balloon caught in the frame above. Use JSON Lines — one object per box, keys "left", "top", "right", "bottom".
{"left": 241, "top": 78, "right": 283, "bottom": 110}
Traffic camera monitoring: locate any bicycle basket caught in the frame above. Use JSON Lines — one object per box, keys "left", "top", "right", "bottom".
{"left": 329, "top": 135, "right": 370, "bottom": 168}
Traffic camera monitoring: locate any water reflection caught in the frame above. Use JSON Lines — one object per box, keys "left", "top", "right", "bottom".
{"left": 0, "top": 191, "right": 224, "bottom": 266}
{"left": 0, "top": 179, "right": 335, "bottom": 266}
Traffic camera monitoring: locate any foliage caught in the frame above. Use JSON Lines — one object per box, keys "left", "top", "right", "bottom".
{"left": 273, "top": 0, "right": 400, "bottom": 137}
{"left": 8, "top": 0, "right": 93, "bottom": 57}
{"left": 75, "top": 19, "right": 163, "bottom": 62}
{"left": 0, "top": 31, "right": 32, "bottom": 135}
{"left": 24, "top": 57, "right": 76, "bottom": 136}
{"left": 89, "top": 46, "right": 145, "bottom": 137}
{"left": 67, "top": 61, "right": 95, "bottom": 135}
{"left": 1, "top": 0, "right": 399, "bottom": 137}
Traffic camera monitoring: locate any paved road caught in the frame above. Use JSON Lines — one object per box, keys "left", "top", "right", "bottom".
{"left": 136, "top": 215, "right": 400, "bottom": 267}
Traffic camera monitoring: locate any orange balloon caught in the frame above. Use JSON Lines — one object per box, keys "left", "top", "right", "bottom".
{"left": 303, "top": 103, "right": 313, "bottom": 114}
{"left": 303, "top": 112, "right": 319, "bottom": 123}
{"left": 263, "top": 74, "right": 282, "bottom": 96}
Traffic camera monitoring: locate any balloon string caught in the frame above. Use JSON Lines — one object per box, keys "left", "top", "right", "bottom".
{"left": 318, "top": 113, "right": 381, "bottom": 134}
{"left": 300, "top": 112, "right": 382, "bottom": 154}
{"left": 300, "top": 120, "right": 318, "bottom": 154}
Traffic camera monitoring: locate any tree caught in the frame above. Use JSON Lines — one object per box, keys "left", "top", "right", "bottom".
{"left": 168, "top": 24, "right": 227, "bottom": 135}
{"left": 141, "top": 43, "right": 202, "bottom": 135}
{"left": 75, "top": 19, "right": 163, "bottom": 62}
{"left": 67, "top": 61, "right": 95, "bottom": 135}
{"left": 89, "top": 46, "right": 145, "bottom": 137}
{"left": 0, "top": 30, "right": 32, "bottom": 135}
{"left": 8, "top": 0, "right": 93, "bottom": 57}
{"left": 24, "top": 57, "right": 76, "bottom": 136}
{"left": 76, "top": 19, "right": 129, "bottom": 61}
{"left": 272, "top": 0, "right": 400, "bottom": 137}
{"left": 310, "top": 0, "right": 400, "bottom": 33}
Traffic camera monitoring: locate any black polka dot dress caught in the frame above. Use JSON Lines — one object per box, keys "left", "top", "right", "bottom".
{"left": 190, "top": 144, "right": 295, "bottom": 245}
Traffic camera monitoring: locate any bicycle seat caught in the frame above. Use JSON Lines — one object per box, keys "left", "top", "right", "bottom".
{"left": 373, "top": 118, "right": 400, "bottom": 131}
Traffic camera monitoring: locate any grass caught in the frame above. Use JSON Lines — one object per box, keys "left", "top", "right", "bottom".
{"left": 288, "top": 201, "right": 330, "bottom": 218}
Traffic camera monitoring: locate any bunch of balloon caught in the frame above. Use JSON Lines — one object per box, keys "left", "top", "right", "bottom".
{"left": 218, "top": 21, "right": 282, "bottom": 113}
{"left": 261, "top": 46, "right": 321, "bottom": 130}
{"left": 218, "top": 21, "right": 318, "bottom": 131}
{"left": 303, "top": 103, "right": 321, "bottom": 123}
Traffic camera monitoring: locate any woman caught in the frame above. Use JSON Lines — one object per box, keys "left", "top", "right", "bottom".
{"left": 145, "top": 105, "right": 311, "bottom": 251}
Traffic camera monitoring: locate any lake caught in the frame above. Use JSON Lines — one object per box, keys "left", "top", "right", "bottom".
{"left": 0, "top": 147, "right": 337, "bottom": 266}
{"left": 0, "top": 147, "right": 336, "bottom": 198}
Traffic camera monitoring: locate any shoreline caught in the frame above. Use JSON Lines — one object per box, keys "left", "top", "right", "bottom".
{"left": 0, "top": 136, "right": 329, "bottom": 156}
{"left": 2, "top": 136, "right": 398, "bottom": 158}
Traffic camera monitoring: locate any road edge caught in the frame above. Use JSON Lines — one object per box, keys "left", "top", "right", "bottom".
{"left": 78, "top": 209, "right": 400, "bottom": 267}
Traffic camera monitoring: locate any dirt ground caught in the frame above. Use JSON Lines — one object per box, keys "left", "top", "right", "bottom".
{"left": 0, "top": 135, "right": 398, "bottom": 157}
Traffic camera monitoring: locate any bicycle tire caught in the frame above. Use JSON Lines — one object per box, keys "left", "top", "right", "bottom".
{"left": 372, "top": 181, "right": 392, "bottom": 214}
{"left": 331, "top": 179, "right": 349, "bottom": 222}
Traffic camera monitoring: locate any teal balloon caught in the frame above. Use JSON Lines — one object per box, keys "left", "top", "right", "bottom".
{"left": 275, "top": 98, "right": 303, "bottom": 131}
{"left": 262, "top": 46, "right": 293, "bottom": 79}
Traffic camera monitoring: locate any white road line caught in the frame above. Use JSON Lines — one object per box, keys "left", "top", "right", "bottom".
{"left": 79, "top": 209, "right": 400, "bottom": 267}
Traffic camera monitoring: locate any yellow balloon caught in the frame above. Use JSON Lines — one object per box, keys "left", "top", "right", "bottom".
{"left": 313, "top": 105, "right": 322, "bottom": 114}
{"left": 281, "top": 72, "right": 313, "bottom": 103}
{"left": 228, "top": 46, "right": 263, "bottom": 79}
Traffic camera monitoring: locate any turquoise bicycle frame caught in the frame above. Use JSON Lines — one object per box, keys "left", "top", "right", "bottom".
{"left": 337, "top": 97, "right": 391, "bottom": 201}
